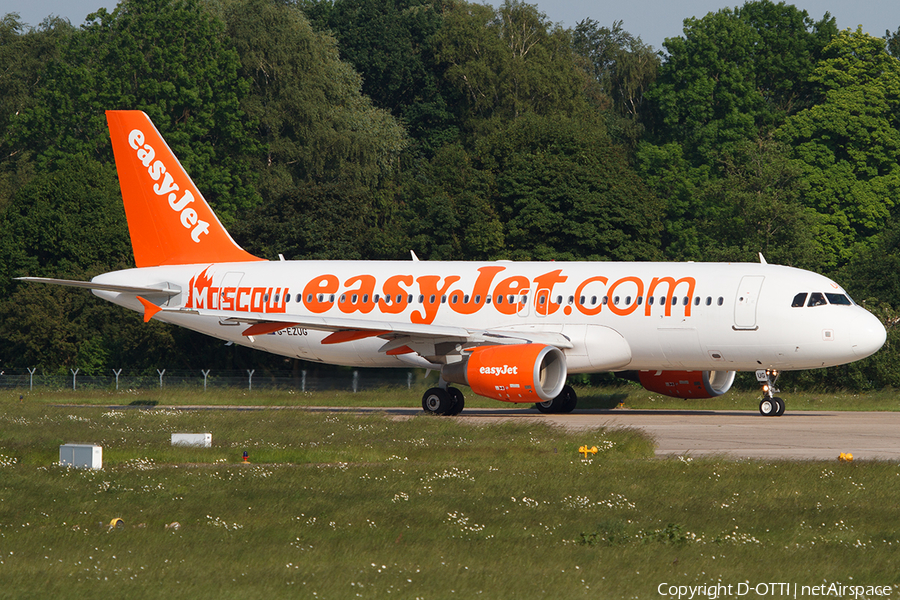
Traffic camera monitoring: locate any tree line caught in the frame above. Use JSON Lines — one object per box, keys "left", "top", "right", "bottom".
{"left": 2, "top": 0, "right": 899, "bottom": 390}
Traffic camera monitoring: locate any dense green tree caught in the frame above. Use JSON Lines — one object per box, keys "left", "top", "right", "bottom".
{"left": 0, "top": 14, "right": 74, "bottom": 210}
{"left": 571, "top": 19, "right": 659, "bottom": 145}
{"left": 9, "top": 0, "right": 259, "bottom": 222}
{"left": 432, "top": 0, "right": 591, "bottom": 141}
{"left": 222, "top": 0, "right": 408, "bottom": 194}
{"left": 645, "top": 1, "right": 835, "bottom": 164}
{"left": 636, "top": 138, "right": 817, "bottom": 265}
{"left": 634, "top": 141, "right": 708, "bottom": 260}
{"left": 221, "top": 0, "right": 409, "bottom": 260}
{"left": 476, "top": 114, "right": 663, "bottom": 261}
{"left": 0, "top": 155, "right": 134, "bottom": 370}
{"left": 302, "top": 0, "right": 457, "bottom": 154}
{"left": 395, "top": 143, "right": 503, "bottom": 260}
{"left": 690, "top": 139, "right": 819, "bottom": 266}
{"left": 778, "top": 28, "right": 900, "bottom": 268}
{"left": 887, "top": 26, "right": 900, "bottom": 59}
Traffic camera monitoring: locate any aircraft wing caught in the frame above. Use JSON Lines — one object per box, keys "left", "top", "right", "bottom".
{"left": 148, "top": 305, "right": 574, "bottom": 350}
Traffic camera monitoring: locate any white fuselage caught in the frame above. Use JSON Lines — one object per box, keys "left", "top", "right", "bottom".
{"left": 92, "top": 260, "right": 887, "bottom": 374}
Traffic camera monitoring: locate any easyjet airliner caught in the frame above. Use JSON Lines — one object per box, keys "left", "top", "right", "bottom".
{"left": 19, "top": 111, "right": 887, "bottom": 416}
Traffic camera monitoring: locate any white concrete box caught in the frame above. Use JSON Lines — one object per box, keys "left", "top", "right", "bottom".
{"left": 171, "top": 433, "right": 212, "bottom": 447}
{"left": 59, "top": 444, "right": 102, "bottom": 469}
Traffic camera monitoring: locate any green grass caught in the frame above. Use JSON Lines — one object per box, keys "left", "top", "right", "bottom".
{"left": 8, "top": 382, "right": 900, "bottom": 412}
{"left": 0, "top": 398, "right": 899, "bottom": 599}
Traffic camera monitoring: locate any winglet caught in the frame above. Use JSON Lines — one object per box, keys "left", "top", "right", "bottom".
{"left": 106, "top": 110, "right": 263, "bottom": 267}
{"left": 137, "top": 296, "right": 163, "bottom": 322}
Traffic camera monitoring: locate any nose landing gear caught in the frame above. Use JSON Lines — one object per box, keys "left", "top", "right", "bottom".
{"left": 756, "top": 369, "right": 785, "bottom": 416}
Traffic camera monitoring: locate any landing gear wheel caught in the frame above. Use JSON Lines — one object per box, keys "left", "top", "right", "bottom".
{"left": 422, "top": 387, "right": 455, "bottom": 415}
{"left": 756, "top": 369, "right": 785, "bottom": 417}
{"left": 535, "top": 385, "right": 577, "bottom": 414}
{"left": 447, "top": 387, "right": 465, "bottom": 416}
{"left": 558, "top": 385, "right": 577, "bottom": 413}
{"left": 535, "top": 399, "right": 556, "bottom": 414}
{"left": 759, "top": 398, "right": 777, "bottom": 416}
{"left": 773, "top": 397, "right": 785, "bottom": 416}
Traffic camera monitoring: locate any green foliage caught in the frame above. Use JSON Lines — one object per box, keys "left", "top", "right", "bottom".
{"left": 0, "top": 14, "right": 74, "bottom": 210}
{"left": 395, "top": 114, "right": 662, "bottom": 261}
{"left": 224, "top": 0, "right": 408, "bottom": 193}
{"left": 396, "top": 143, "right": 504, "bottom": 260}
{"left": 646, "top": 1, "right": 835, "bottom": 163}
{"left": 432, "top": 0, "right": 591, "bottom": 141}
{"left": 691, "top": 140, "right": 820, "bottom": 267}
{"left": 778, "top": 28, "right": 900, "bottom": 268}
{"left": 0, "top": 156, "right": 130, "bottom": 285}
{"left": 888, "top": 26, "right": 900, "bottom": 59}
{"left": 571, "top": 18, "right": 659, "bottom": 145}
{"left": 307, "top": 0, "right": 457, "bottom": 154}
{"left": 9, "top": 0, "right": 260, "bottom": 222}
{"left": 2, "top": 0, "right": 899, "bottom": 392}
{"left": 475, "top": 114, "right": 663, "bottom": 261}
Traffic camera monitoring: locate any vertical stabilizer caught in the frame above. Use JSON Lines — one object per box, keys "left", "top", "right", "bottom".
{"left": 106, "top": 110, "right": 262, "bottom": 267}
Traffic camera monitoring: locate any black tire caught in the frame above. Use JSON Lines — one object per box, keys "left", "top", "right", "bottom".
{"left": 559, "top": 385, "right": 577, "bottom": 413}
{"left": 535, "top": 385, "right": 577, "bottom": 414}
{"left": 422, "top": 387, "right": 455, "bottom": 415}
{"left": 774, "top": 397, "right": 785, "bottom": 416}
{"left": 447, "top": 387, "right": 465, "bottom": 416}
{"left": 759, "top": 398, "right": 777, "bottom": 416}
{"left": 535, "top": 399, "right": 556, "bottom": 414}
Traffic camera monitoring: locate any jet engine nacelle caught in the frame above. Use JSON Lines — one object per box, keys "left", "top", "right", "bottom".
{"left": 442, "top": 344, "right": 567, "bottom": 403}
{"left": 636, "top": 370, "right": 736, "bottom": 399}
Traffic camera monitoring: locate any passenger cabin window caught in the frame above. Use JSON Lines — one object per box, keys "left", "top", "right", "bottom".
{"left": 792, "top": 293, "right": 807, "bottom": 307}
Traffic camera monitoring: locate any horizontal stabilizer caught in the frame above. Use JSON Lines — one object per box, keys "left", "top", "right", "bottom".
{"left": 137, "top": 296, "right": 163, "bottom": 322}
{"left": 16, "top": 277, "right": 179, "bottom": 296}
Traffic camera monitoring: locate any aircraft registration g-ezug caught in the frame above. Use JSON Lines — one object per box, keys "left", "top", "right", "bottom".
{"left": 19, "top": 111, "right": 887, "bottom": 416}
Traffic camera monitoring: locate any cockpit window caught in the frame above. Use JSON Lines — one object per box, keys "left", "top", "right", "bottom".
{"left": 825, "top": 293, "right": 851, "bottom": 306}
{"left": 807, "top": 292, "right": 827, "bottom": 307}
{"left": 791, "top": 293, "right": 807, "bottom": 308}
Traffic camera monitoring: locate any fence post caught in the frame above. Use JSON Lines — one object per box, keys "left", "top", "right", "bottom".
{"left": 71, "top": 368, "right": 79, "bottom": 391}
{"left": 247, "top": 369, "right": 255, "bottom": 391}
{"left": 352, "top": 370, "right": 359, "bottom": 393}
{"left": 407, "top": 371, "right": 412, "bottom": 389}
{"left": 28, "top": 367, "right": 37, "bottom": 391}
{"left": 113, "top": 369, "right": 122, "bottom": 391}
{"left": 202, "top": 369, "right": 210, "bottom": 392}
{"left": 157, "top": 369, "right": 165, "bottom": 388}
{"left": 301, "top": 370, "right": 306, "bottom": 392}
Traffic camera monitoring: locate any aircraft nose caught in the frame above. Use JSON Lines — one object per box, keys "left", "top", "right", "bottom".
{"left": 850, "top": 309, "right": 887, "bottom": 359}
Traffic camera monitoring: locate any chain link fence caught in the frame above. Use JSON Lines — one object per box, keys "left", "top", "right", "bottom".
{"left": 0, "top": 367, "right": 421, "bottom": 392}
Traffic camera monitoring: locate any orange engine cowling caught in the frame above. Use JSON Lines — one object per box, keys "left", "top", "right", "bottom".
{"left": 637, "top": 370, "right": 736, "bottom": 399}
{"left": 441, "top": 344, "right": 567, "bottom": 403}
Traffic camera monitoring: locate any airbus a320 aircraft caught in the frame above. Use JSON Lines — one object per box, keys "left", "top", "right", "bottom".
{"left": 19, "top": 111, "right": 887, "bottom": 416}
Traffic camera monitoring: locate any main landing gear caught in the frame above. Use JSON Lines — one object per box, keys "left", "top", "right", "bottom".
{"left": 422, "top": 385, "right": 465, "bottom": 416}
{"left": 756, "top": 369, "right": 785, "bottom": 417}
{"left": 421, "top": 383, "right": 579, "bottom": 416}
{"left": 535, "top": 385, "right": 578, "bottom": 414}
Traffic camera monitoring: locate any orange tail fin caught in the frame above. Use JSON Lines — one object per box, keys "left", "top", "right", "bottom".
{"left": 106, "top": 110, "right": 262, "bottom": 267}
